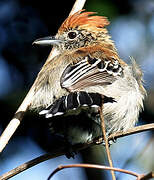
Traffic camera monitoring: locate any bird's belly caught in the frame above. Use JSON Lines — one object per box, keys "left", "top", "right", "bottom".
{"left": 64, "top": 89, "right": 143, "bottom": 145}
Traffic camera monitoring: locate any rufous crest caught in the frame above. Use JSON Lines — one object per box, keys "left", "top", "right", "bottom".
{"left": 58, "top": 10, "right": 110, "bottom": 33}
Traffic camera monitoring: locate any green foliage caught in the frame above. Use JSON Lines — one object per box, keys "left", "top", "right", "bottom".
{"left": 85, "top": 0, "right": 118, "bottom": 20}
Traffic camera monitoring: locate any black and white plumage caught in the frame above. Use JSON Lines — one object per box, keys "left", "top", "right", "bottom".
{"left": 61, "top": 55, "right": 123, "bottom": 91}
{"left": 31, "top": 11, "right": 146, "bottom": 149}
{"left": 34, "top": 52, "right": 145, "bottom": 145}
{"left": 39, "top": 91, "right": 115, "bottom": 118}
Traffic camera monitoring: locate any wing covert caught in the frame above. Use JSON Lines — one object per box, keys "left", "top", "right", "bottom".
{"left": 60, "top": 55, "right": 123, "bottom": 92}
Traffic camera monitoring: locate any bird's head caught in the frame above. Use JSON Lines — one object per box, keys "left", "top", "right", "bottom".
{"left": 33, "top": 10, "right": 114, "bottom": 52}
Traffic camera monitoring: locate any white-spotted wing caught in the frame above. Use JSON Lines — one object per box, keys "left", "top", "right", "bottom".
{"left": 60, "top": 55, "right": 123, "bottom": 91}
{"left": 39, "top": 91, "right": 115, "bottom": 118}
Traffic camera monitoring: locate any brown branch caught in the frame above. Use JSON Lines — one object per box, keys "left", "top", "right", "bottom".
{"left": 0, "top": 123, "right": 153, "bottom": 180}
{"left": 99, "top": 107, "right": 116, "bottom": 180}
{"left": 47, "top": 163, "right": 139, "bottom": 180}
{"left": 108, "top": 123, "right": 154, "bottom": 140}
{"left": 0, "top": 149, "right": 65, "bottom": 180}
{"left": 139, "top": 172, "right": 154, "bottom": 180}
{"left": 0, "top": 0, "right": 87, "bottom": 153}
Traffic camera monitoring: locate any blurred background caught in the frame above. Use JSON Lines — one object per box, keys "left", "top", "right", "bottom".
{"left": 0, "top": 0, "right": 154, "bottom": 179}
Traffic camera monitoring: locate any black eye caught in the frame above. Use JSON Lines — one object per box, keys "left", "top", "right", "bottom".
{"left": 68, "top": 31, "right": 77, "bottom": 39}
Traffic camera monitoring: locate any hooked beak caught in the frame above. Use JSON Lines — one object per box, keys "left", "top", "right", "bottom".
{"left": 32, "top": 36, "right": 63, "bottom": 46}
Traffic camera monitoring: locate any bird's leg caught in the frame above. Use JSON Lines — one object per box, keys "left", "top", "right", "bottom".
{"left": 94, "top": 131, "right": 117, "bottom": 146}
{"left": 63, "top": 136, "right": 77, "bottom": 159}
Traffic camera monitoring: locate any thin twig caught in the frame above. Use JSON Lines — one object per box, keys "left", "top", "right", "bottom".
{"left": 139, "top": 172, "right": 154, "bottom": 180}
{"left": 99, "top": 107, "right": 116, "bottom": 180}
{"left": 0, "top": 87, "right": 35, "bottom": 153}
{"left": 0, "top": 149, "right": 65, "bottom": 180}
{"left": 47, "top": 163, "right": 139, "bottom": 180}
{"left": 0, "top": 0, "right": 86, "bottom": 153}
{"left": 69, "top": 0, "right": 86, "bottom": 16}
{"left": 0, "top": 123, "right": 153, "bottom": 180}
{"left": 108, "top": 123, "right": 154, "bottom": 140}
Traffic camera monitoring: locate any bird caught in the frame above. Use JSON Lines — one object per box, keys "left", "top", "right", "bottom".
{"left": 31, "top": 10, "right": 146, "bottom": 153}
